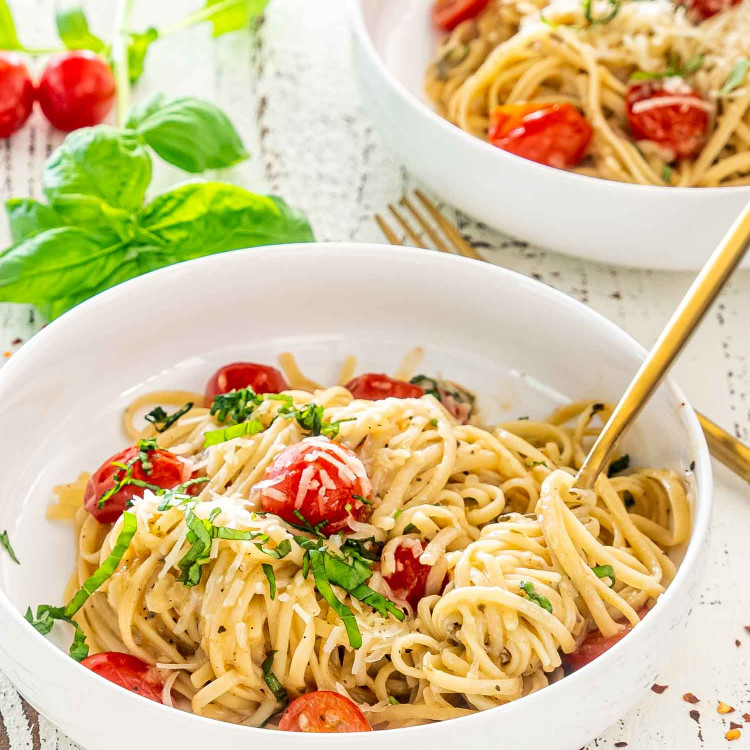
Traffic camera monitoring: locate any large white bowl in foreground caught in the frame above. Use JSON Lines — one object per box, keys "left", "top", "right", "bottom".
{"left": 0, "top": 243, "right": 710, "bottom": 750}
{"left": 350, "top": 0, "right": 750, "bottom": 270}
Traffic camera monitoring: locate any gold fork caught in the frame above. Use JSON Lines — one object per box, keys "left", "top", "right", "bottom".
{"left": 375, "top": 190, "right": 750, "bottom": 483}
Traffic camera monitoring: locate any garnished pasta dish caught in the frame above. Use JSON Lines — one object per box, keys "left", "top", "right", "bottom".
{"left": 427, "top": 0, "right": 750, "bottom": 185}
{"left": 27, "top": 355, "right": 691, "bottom": 733}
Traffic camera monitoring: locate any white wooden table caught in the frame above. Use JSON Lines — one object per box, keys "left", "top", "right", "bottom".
{"left": 1, "top": 0, "right": 749, "bottom": 748}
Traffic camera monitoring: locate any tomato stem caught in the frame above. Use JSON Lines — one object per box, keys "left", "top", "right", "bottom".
{"left": 111, "top": 0, "right": 135, "bottom": 127}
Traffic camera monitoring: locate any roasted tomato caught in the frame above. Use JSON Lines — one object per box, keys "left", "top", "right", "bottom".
{"left": 679, "top": 0, "right": 741, "bottom": 20}
{"left": 566, "top": 608, "right": 650, "bottom": 671}
{"left": 205, "top": 362, "right": 289, "bottom": 403}
{"left": 488, "top": 102, "right": 593, "bottom": 169}
{"left": 83, "top": 444, "right": 185, "bottom": 524}
{"left": 81, "top": 652, "right": 164, "bottom": 703}
{"left": 0, "top": 53, "right": 35, "bottom": 138}
{"left": 36, "top": 51, "right": 116, "bottom": 132}
{"left": 432, "top": 0, "right": 491, "bottom": 30}
{"left": 383, "top": 542, "right": 434, "bottom": 607}
{"left": 279, "top": 691, "right": 372, "bottom": 733}
{"left": 257, "top": 436, "right": 371, "bottom": 535}
{"left": 626, "top": 80, "right": 709, "bottom": 159}
{"left": 346, "top": 373, "right": 425, "bottom": 401}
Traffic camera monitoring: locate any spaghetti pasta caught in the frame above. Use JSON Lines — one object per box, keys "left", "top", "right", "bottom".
{"left": 51, "top": 360, "right": 690, "bottom": 731}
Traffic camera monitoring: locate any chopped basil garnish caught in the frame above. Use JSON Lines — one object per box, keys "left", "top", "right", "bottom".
{"left": 261, "top": 651, "right": 288, "bottom": 706}
{"left": 402, "top": 523, "right": 418, "bottom": 534}
{"left": 388, "top": 696, "right": 399, "bottom": 706}
{"left": 26, "top": 511, "right": 138, "bottom": 661}
{"left": 0, "top": 530, "right": 19, "bottom": 564}
{"left": 720, "top": 58, "right": 749, "bottom": 97}
{"left": 352, "top": 493, "right": 373, "bottom": 506}
{"left": 145, "top": 402, "right": 193, "bottom": 433}
{"left": 582, "top": 0, "right": 621, "bottom": 26}
{"left": 527, "top": 460, "right": 548, "bottom": 468}
{"left": 519, "top": 581, "right": 553, "bottom": 613}
{"left": 631, "top": 54, "right": 704, "bottom": 82}
{"left": 210, "top": 388, "right": 260, "bottom": 424}
{"left": 607, "top": 454, "right": 630, "bottom": 477}
{"left": 98, "top": 439, "right": 163, "bottom": 508}
{"left": 592, "top": 564, "right": 616, "bottom": 587}
{"left": 262, "top": 563, "right": 277, "bottom": 599}
{"left": 203, "top": 419, "right": 264, "bottom": 447}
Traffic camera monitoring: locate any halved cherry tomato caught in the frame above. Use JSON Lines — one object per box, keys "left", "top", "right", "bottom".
{"left": 432, "top": 0, "right": 491, "bottom": 30}
{"left": 346, "top": 373, "right": 425, "bottom": 401}
{"left": 679, "top": 0, "right": 740, "bottom": 20}
{"left": 383, "top": 542, "right": 433, "bottom": 607}
{"left": 626, "top": 81, "right": 708, "bottom": 159}
{"left": 81, "top": 652, "right": 164, "bottom": 703}
{"left": 489, "top": 102, "right": 593, "bottom": 169}
{"left": 566, "top": 607, "right": 650, "bottom": 671}
{"left": 279, "top": 691, "right": 372, "bottom": 733}
{"left": 257, "top": 436, "right": 371, "bottom": 536}
{"left": 36, "top": 51, "right": 116, "bottom": 132}
{"left": 205, "top": 362, "right": 289, "bottom": 403}
{"left": 0, "top": 53, "right": 35, "bottom": 138}
{"left": 83, "top": 445, "right": 185, "bottom": 524}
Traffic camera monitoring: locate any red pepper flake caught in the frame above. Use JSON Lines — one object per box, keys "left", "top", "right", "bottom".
{"left": 730, "top": 722, "right": 743, "bottom": 730}
{"left": 683, "top": 693, "right": 700, "bottom": 704}
{"left": 689, "top": 710, "right": 701, "bottom": 723}
{"left": 745, "top": 626, "right": 750, "bottom": 634}
{"left": 736, "top": 640, "right": 742, "bottom": 647}
{"left": 718, "top": 702, "right": 735, "bottom": 715}
{"left": 10, "top": 337, "right": 22, "bottom": 345}
{"left": 651, "top": 684, "right": 669, "bottom": 694}
{"left": 614, "top": 743, "right": 628, "bottom": 748}
{"left": 743, "top": 713, "right": 750, "bottom": 723}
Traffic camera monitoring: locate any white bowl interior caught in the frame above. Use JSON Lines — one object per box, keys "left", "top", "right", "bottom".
{"left": 0, "top": 244, "right": 710, "bottom": 749}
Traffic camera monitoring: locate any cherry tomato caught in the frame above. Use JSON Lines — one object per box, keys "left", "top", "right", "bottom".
{"left": 566, "top": 608, "right": 650, "bottom": 671}
{"left": 384, "top": 543, "right": 433, "bottom": 607}
{"left": 279, "top": 691, "right": 372, "bottom": 733}
{"left": 626, "top": 81, "right": 708, "bottom": 160}
{"left": 680, "top": 0, "right": 740, "bottom": 20}
{"left": 257, "top": 436, "right": 371, "bottom": 536}
{"left": 36, "top": 51, "right": 116, "bottom": 132}
{"left": 205, "top": 362, "right": 290, "bottom": 403}
{"left": 81, "top": 652, "right": 164, "bottom": 703}
{"left": 346, "top": 373, "right": 425, "bottom": 401}
{"left": 83, "top": 445, "right": 185, "bottom": 524}
{"left": 0, "top": 54, "right": 35, "bottom": 138}
{"left": 432, "top": 0, "right": 491, "bottom": 30}
{"left": 489, "top": 102, "right": 593, "bottom": 169}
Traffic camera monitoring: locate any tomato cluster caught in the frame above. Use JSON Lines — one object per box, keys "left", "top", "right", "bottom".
{"left": 0, "top": 50, "right": 115, "bottom": 138}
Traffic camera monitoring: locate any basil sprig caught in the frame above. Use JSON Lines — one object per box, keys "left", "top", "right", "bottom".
{"left": 0, "top": 530, "right": 19, "bottom": 564}
{"left": 26, "top": 511, "right": 138, "bottom": 661}
{"left": 519, "top": 581, "right": 553, "bottom": 613}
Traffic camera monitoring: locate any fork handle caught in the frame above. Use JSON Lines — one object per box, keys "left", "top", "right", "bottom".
{"left": 698, "top": 412, "right": 750, "bottom": 482}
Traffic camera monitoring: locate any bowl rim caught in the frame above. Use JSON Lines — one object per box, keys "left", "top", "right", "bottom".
{"left": 348, "top": 0, "right": 750, "bottom": 197}
{"left": 0, "top": 242, "right": 714, "bottom": 740}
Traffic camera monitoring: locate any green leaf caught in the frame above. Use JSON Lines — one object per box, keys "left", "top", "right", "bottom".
{"left": 138, "top": 182, "right": 314, "bottom": 258}
{"left": 203, "top": 0, "right": 269, "bottom": 36}
{"left": 519, "top": 580, "right": 553, "bottom": 613}
{"left": 0, "top": 530, "right": 19, "bottom": 564}
{"left": 261, "top": 651, "right": 288, "bottom": 704}
{"left": 55, "top": 7, "right": 107, "bottom": 53}
{"left": 0, "top": 0, "right": 21, "bottom": 50}
{"left": 126, "top": 94, "right": 248, "bottom": 173}
{"left": 592, "top": 564, "right": 616, "bottom": 587}
{"left": 203, "top": 419, "right": 264, "bottom": 447}
{"left": 145, "top": 402, "right": 194, "bottom": 433}
{"left": 262, "top": 563, "right": 276, "bottom": 599}
{"left": 5, "top": 199, "right": 66, "bottom": 243}
{"left": 43, "top": 127, "right": 152, "bottom": 213}
{"left": 127, "top": 28, "right": 158, "bottom": 83}
{"left": 720, "top": 58, "right": 749, "bottom": 97}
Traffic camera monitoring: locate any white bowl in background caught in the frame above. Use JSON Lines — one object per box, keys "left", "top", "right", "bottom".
{"left": 0, "top": 243, "right": 711, "bottom": 750}
{"left": 349, "top": 0, "right": 750, "bottom": 270}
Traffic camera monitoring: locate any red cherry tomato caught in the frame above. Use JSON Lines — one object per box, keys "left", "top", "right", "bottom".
{"left": 489, "top": 102, "right": 593, "bottom": 169}
{"left": 432, "top": 0, "right": 491, "bottom": 30}
{"left": 0, "top": 53, "right": 35, "bottom": 138}
{"left": 205, "top": 362, "right": 290, "bottom": 403}
{"left": 384, "top": 542, "right": 433, "bottom": 607}
{"left": 279, "top": 691, "right": 372, "bottom": 733}
{"left": 346, "top": 373, "right": 425, "bottom": 401}
{"left": 258, "top": 436, "right": 371, "bottom": 536}
{"left": 81, "top": 652, "right": 164, "bottom": 703}
{"left": 83, "top": 445, "right": 185, "bottom": 524}
{"left": 36, "top": 51, "right": 116, "bottom": 132}
{"left": 626, "top": 81, "right": 709, "bottom": 160}
{"left": 566, "top": 608, "right": 650, "bottom": 671}
{"left": 680, "top": 0, "right": 740, "bottom": 20}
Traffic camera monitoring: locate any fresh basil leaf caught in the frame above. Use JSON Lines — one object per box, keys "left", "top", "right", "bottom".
{"left": 126, "top": 94, "right": 248, "bottom": 173}
{"left": 261, "top": 651, "right": 288, "bottom": 705}
{"left": 5, "top": 199, "right": 66, "bottom": 243}
{"left": 592, "top": 564, "right": 616, "bottom": 586}
{"left": 520, "top": 580, "right": 553, "bottom": 613}
{"left": 127, "top": 27, "right": 158, "bottom": 83}
{"left": 203, "top": 419, "right": 264, "bottom": 447}
{"left": 262, "top": 563, "right": 276, "bottom": 599}
{"left": 43, "top": 127, "right": 152, "bottom": 213}
{"left": 0, "top": 0, "right": 21, "bottom": 50}
{"left": 145, "top": 402, "right": 193, "bottom": 433}
{"left": 138, "top": 182, "right": 314, "bottom": 256}
{"left": 349, "top": 583, "right": 405, "bottom": 621}
{"left": 55, "top": 7, "right": 107, "bottom": 53}
{"left": 721, "top": 58, "right": 749, "bottom": 97}
{"left": 203, "top": 0, "right": 270, "bottom": 36}
{"left": 257, "top": 538, "right": 292, "bottom": 559}
{"left": 210, "top": 388, "right": 262, "bottom": 424}
{"left": 0, "top": 530, "right": 19, "bottom": 564}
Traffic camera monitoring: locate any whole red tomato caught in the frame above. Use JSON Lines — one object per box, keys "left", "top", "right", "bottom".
{"left": 0, "top": 53, "right": 35, "bottom": 138}
{"left": 37, "top": 51, "right": 116, "bottom": 132}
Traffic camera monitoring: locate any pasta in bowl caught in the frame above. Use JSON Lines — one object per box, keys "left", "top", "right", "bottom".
{"left": 0, "top": 244, "right": 711, "bottom": 750}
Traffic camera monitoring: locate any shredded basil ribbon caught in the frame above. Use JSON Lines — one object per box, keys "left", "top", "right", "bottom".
{"left": 520, "top": 580, "right": 553, "bottom": 613}
{"left": 261, "top": 651, "right": 288, "bottom": 706}
{"left": 145, "top": 402, "right": 193, "bottom": 433}
{"left": 0, "top": 530, "right": 19, "bottom": 564}
{"left": 262, "top": 563, "right": 277, "bottom": 599}
{"left": 592, "top": 564, "right": 616, "bottom": 587}
{"left": 203, "top": 419, "right": 264, "bottom": 447}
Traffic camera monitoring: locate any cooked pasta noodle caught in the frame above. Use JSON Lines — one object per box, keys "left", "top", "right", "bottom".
{"left": 53, "top": 362, "right": 690, "bottom": 730}
{"left": 426, "top": 0, "right": 750, "bottom": 185}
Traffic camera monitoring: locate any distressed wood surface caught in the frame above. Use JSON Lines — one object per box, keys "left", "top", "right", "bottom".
{"left": 1, "top": 0, "right": 750, "bottom": 748}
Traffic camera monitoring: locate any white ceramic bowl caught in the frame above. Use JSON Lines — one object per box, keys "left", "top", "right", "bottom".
{"left": 349, "top": 0, "right": 750, "bottom": 270}
{"left": 0, "top": 243, "right": 711, "bottom": 750}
